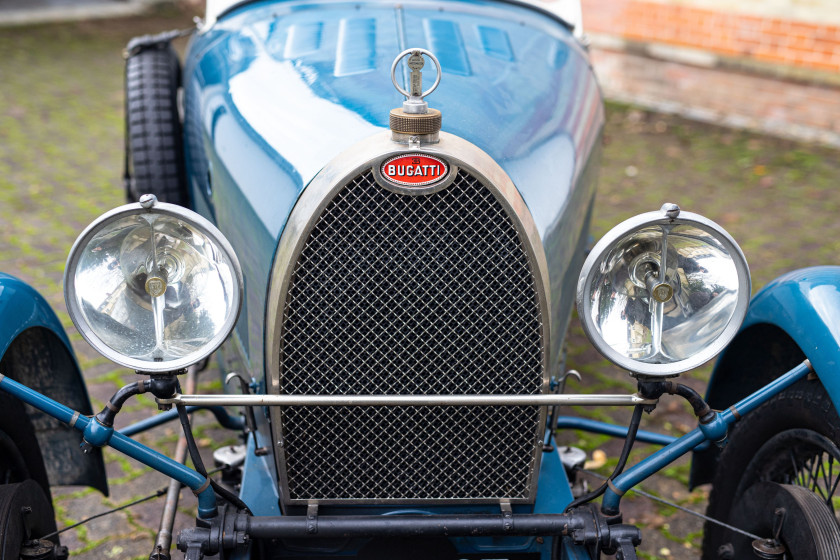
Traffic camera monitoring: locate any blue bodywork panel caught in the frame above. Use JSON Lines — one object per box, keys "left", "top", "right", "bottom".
{"left": 709, "top": 266, "right": 840, "bottom": 411}
{"left": 691, "top": 266, "right": 840, "bottom": 488}
{"left": 182, "top": 0, "right": 603, "bottom": 382}
{"left": 733, "top": 266, "right": 840, "bottom": 394}
{"left": 239, "top": 426, "right": 282, "bottom": 516}
{"left": 0, "top": 273, "right": 107, "bottom": 493}
{"left": 0, "top": 273, "right": 73, "bottom": 358}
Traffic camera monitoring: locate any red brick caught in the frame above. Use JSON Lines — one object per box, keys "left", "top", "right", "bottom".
{"left": 815, "top": 26, "right": 840, "bottom": 41}
{"left": 807, "top": 59, "right": 840, "bottom": 72}
{"left": 754, "top": 51, "right": 787, "bottom": 64}
{"left": 812, "top": 45, "right": 840, "bottom": 58}
{"left": 789, "top": 22, "right": 818, "bottom": 35}
{"left": 584, "top": 0, "right": 840, "bottom": 77}
{"left": 735, "top": 37, "right": 763, "bottom": 50}
{"left": 752, "top": 46, "right": 776, "bottom": 58}
{"left": 786, "top": 35, "right": 815, "bottom": 50}
{"left": 738, "top": 15, "right": 763, "bottom": 32}
{"left": 715, "top": 46, "right": 743, "bottom": 57}
{"left": 762, "top": 28, "right": 792, "bottom": 43}
{"left": 806, "top": 51, "right": 836, "bottom": 65}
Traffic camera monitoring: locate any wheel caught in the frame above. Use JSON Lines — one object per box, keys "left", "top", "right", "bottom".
{"left": 0, "top": 391, "right": 52, "bottom": 503}
{"left": 0, "top": 426, "right": 58, "bottom": 559}
{"left": 124, "top": 41, "right": 188, "bottom": 205}
{"left": 0, "top": 480, "right": 57, "bottom": 559}
{"left": 703, "top": 379, "right": 840, "bottom": 559}
{"left": 0, "top": 388, "right": 59, "bottom": 559}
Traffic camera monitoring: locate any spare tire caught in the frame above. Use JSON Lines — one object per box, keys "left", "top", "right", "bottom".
{"left": 124, "top": 40, "right": 188, "bottom": 206}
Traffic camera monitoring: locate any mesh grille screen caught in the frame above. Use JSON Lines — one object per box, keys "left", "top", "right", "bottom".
{"left": 277, "top": 169, "right": 544, "bottom": 501}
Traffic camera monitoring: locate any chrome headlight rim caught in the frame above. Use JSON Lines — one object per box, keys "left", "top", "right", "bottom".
{"left": 576, "top": 207, "right": 751, "bottom": 378}
{"left": 64, "top": 200, "right": 244, "bottom": 373}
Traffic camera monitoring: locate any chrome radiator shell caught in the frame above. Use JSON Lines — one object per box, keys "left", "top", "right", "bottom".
{"left": 265, "top": 132, "right": 552, "bottom": 506}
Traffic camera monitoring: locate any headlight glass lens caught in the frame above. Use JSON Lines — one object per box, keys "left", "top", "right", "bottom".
{"left": 587, "top": 225, "right": 740, "bottom": 363}
{"left": 66, "top": 203, "right": 241, "bottom": 372}
{"left": 577, "top": 208, "right": 750, "bottom": 377}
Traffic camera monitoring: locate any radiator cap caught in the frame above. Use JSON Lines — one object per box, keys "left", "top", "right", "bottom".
{"left": 389, "top": 48, "right": 442, "bottom": 143}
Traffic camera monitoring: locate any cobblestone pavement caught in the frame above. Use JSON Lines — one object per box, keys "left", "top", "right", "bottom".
{"left": 1, "top": 7, "right": 839, "bottom": 560}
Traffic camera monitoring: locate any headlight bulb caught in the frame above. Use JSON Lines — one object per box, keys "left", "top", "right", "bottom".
{"left": 629, "top": 253, "right": 674, "bottom": 303}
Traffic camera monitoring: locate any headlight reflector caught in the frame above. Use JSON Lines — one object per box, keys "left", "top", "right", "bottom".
{"left": 64, "top": 197, "right": 243, "bottom": 372}
{"left": 576, "top": 204, "right": 750, "bottom": 377}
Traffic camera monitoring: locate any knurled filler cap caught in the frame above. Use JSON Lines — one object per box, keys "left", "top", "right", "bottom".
{"left": 389, "top": 48, "right": 442, "bottom": 137}
{"left": 389, "top": 108, "right": 442, "bottom": 135}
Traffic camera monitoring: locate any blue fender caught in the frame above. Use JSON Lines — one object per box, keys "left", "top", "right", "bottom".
{"left": 0, "top": 273, "right": 73, "bottom": 356}
{"left": 0, "top": 273, "right": 108, "bottom": 494}
{"left": 690, "top": 266, "right": 840, "bottom": 488}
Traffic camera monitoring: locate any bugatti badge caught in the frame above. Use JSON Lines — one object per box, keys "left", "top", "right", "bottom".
{"left": 380, "top": 154, "right": 449, "bottom": 187}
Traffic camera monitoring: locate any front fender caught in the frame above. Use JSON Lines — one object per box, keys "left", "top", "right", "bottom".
{"left": 690, "top": 266, "right": 840, "bottom": 488}
{"left": 743, "top": 266, "right": 840, "bottom": 379}
{"left": 0, "top": 273, "right": 73, "bottom": 356}
{"left": 0, "top": 273, "right": 107, "bottom": 494}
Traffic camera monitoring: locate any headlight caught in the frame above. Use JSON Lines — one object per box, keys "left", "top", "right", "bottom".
{"left": 576, "top": 203, "right": 750, "bottom": 377}
{"left": 64, "top": 195, "right": 243, "bottom": 372}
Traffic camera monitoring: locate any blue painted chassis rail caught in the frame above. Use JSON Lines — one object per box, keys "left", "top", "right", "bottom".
{"left": 601, "top": 360, "right": 813, "bottom": 514}
{"left": 554, "top": 416, "right": 711, "bottom": 452}
{"left": 121, "top": 405, "right": 245, "bottom": 437}
{"left": 0, "top": 360, "right": 815, "bottom": 525}
{"left": 0, "top": 373, "right": 218, "bottom": 518}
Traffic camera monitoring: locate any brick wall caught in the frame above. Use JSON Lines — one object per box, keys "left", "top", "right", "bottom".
{"left": 580, "top": 0, "right": 840, "bottom": 146}
{"left": 583, "top": 0, "right": 840, "bottom": 75}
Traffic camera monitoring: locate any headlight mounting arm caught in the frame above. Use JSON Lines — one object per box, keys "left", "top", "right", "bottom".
{"left": 637, "top": 380, "right": 714, "bottom": 424}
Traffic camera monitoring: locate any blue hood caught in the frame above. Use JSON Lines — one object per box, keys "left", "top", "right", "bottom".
{"left": 183, "top": 0, "right": 603, "bottom": 377}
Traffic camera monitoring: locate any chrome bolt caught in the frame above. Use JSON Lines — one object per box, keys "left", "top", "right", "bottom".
{"left": 139, "top": 194, "right": 158, "bottom": 209}
{"left": 660, "top": 202, "right": 680, "bottom": 219}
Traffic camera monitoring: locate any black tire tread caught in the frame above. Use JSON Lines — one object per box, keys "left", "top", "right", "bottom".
{"left": 125, "top": 43, "right": 187, "bottom": 205}
{"left": 787, "top": 485, "right": 840, "bottom": 559}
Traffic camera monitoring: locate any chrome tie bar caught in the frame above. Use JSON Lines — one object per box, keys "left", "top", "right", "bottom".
{"left": 158, "top": 393, "right": 656, "bottom": 407}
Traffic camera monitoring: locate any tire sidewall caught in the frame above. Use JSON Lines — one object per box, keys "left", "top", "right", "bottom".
{"left": 0, "top": 392, "right": 52, "bottom": 502}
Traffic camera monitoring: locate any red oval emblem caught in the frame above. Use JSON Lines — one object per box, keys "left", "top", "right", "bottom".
{"left": 380, "top": 154, "right": 449, "bottom": 187}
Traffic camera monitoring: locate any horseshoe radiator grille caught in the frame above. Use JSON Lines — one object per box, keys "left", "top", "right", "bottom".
{"left": 274, "top": 168, "right": 546, "bottom": 503}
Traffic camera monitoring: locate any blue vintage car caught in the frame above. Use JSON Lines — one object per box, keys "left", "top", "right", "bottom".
{"left": 1, "top": 1, "right": 840, "bottom": 559}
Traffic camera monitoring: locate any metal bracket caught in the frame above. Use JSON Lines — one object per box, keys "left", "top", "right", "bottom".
{"left": 500, "top": 501, "right": 513, "bottom": 533}
{"left": 124, "top": 29, "right": 194, "bottom": 59}
{"left": 306, "top": 503, "right": 319, "bottom": 535}
{"left": 224, "top": 373, "right": 258, "bottom": 435}
{"left": 559, "top": 369, "right": 582, "bottom": 386}
{"left": 615, "top": 538, "right": 639, "bottom": 560}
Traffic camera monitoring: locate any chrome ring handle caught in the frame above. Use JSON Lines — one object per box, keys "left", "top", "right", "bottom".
{"left": 390, "top": 48, "right": 442, "bottom": 100}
